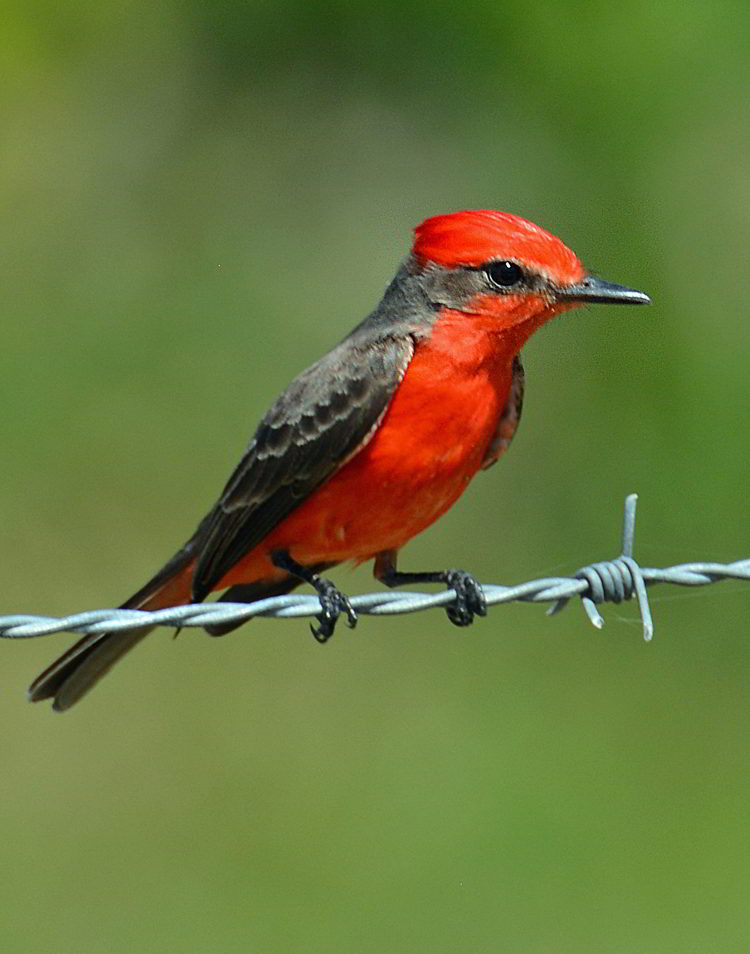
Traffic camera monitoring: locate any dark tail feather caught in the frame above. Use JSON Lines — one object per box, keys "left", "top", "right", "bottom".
{"left": 28, "top": 543, "right": 197, "bottom": 711}
{"left": 29, "top": 545, "right": 339, "bottom": 709}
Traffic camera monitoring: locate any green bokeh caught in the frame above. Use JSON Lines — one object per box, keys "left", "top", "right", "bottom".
{"left": 2, "top": 2, "right": 749, "bottom": 951}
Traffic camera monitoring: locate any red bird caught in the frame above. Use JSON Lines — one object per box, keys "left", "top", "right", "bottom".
{"left": 29, "top": 210, "right": 650, "bottom": 709}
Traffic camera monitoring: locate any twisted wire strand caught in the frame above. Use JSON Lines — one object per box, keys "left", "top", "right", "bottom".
{"left": 1, "top": 495, "right": 748, "bottom": 642}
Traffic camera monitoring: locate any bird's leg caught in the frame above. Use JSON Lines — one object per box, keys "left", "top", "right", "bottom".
{"left": 374, "top": 550, "right": 487, "bottom": 627}
{"left": 271, "top": 550, "right": 357, "bottom": 643}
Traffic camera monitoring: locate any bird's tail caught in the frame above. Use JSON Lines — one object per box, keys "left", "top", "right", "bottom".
{"left": 28, "top": 544, "right": 197, "bottom": 711}
{"left": 28, "top": 544, "right": 335, "bottom": 710}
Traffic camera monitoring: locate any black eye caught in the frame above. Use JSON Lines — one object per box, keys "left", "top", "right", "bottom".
{"left": 486, "top": 260, "right": 524, "bottom": 289}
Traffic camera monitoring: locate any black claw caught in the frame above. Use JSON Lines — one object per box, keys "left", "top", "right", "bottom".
{"left": 310, "top": 579, "right": 358, "bottom": 643}
{"left": 443, "top": 570, "right": 487, "bottom": 627}
{"left": 310, "top": 622, "right": 332, "bottom": 643}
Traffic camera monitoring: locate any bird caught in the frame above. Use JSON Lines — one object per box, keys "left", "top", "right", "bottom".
{"left": 28, "top": 209, "right": 650, "bottom": 710}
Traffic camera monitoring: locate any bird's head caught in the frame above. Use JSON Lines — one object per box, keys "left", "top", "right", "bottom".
{"left": 410, "top": 210, "right": 649, "bottom": 341}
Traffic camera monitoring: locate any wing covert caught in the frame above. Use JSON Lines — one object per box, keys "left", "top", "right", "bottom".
{"left": 481, "top": 354, "right": 525, "bottom": 470}
{"left": 191, "top": 335, "right": 414, "bottom": 598}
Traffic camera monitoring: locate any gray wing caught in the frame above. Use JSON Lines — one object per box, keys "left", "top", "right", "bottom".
{"left": 191, "top": 335, "right": 414, "bottom": 599}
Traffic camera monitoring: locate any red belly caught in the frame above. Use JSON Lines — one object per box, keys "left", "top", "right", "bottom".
{"left": 221, "top": 325, "right": 514, "bottom": 587}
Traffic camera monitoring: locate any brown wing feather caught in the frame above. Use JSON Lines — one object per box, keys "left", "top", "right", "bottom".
{"left": 481, "top": 355, "right": 525, "bottom": 470}
{"left": 191, "top": 336, "right": 414, "bottom": 599}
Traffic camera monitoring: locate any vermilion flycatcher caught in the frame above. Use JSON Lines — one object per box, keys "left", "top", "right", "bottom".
{"left": 30, "top": 210, "right": 650, "bottom": 709}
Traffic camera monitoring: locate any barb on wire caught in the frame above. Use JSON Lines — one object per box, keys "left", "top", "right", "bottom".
{"left": 1, "top": 494, "right": 748, "bottom": 642}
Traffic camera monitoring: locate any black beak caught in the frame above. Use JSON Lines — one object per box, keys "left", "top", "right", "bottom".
{"left": 558, "top": 275, "right": 651, "bottom": 306}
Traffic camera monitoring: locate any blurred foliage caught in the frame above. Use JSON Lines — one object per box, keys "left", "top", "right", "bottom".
{"left": 2, "top": 1, "right": 750, "bottom": 951}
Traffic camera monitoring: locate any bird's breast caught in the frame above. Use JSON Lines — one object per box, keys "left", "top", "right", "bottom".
{"left": 361, "top": 325, "right": 513, "bottom": 490}
{"left": 240, "top": 323, "right": 517, "bottom": 572}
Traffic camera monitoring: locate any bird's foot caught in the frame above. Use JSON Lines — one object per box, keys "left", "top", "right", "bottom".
{"left": 374, "top": 555, "right": 487, "bottom": 628}
{"left": 310, "top": 579, "right": 358, "bottom": 643}
{"left": 270, "top": 549, "right": 357, "bottom": 643}
{"left": 442, "top": 570, "right": 487, "bottom": 627}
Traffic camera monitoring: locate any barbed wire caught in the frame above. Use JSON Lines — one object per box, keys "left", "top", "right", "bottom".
{"left": 1, "top": 495, "right": 748, "bottom": 643}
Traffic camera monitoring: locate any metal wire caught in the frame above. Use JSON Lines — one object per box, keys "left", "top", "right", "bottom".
{"left": 1, "top": 495, "right": 748, "bottom": 642}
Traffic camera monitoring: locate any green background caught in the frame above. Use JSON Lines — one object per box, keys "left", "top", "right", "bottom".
{"left": 2, "top": 2, "right": 749, "bottom": 950}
